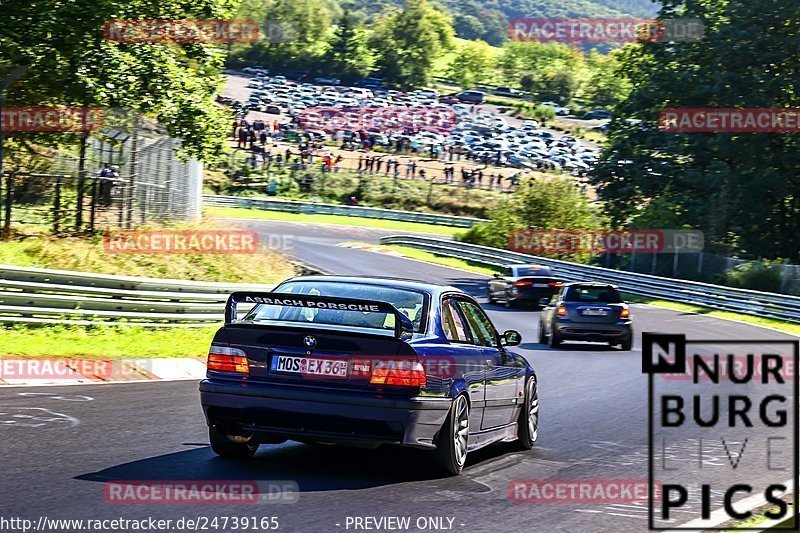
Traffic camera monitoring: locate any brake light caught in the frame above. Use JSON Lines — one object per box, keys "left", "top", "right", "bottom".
{"left": 514, "top": 280, "right": 533, "bottom": 287}
{"left": 620, "top": 307, "right": 630, "bottom": 318}
{"left": 549, "top": 281, "right": 563, "bottom": 287}
{"left": 207, "top": 345, "right": 249, "bottom": 374}
{"left": 370, "top": 359, "right": 426, "bottom": 387}
{"left": 557, "top": 305, "right": 567, "bottom": 317}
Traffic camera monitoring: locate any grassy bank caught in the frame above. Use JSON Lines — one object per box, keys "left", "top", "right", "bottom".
{"left": 0, "top": 224, "right": 295, "bottom": 283}
{"left": 0, "top": 325, "right": 217, "bottom": 359}
{"left": 206, "top": 206, "right": 468, "bottom": 236}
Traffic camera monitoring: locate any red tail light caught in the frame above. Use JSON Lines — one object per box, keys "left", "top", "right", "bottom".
{"left": 557, "top": 305, "right": 567, "bottom": 317}
{"left": 620, "top": 307, "right": 630, "bottom": 318}
{"left": 370, "top": 359, "right": 426, "bottom": 388}
{"left": 207, "top": 345, "right": 249, "bottom": 374}
{"left": 548, "top": 281, "right": 563, "bottom": 287}
{"left": 514, "top": 280, "right": 533, "bottom": 287}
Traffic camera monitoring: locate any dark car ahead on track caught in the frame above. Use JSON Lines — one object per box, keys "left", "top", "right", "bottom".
{"left": 538, "top": 282, "right": 632, "bottom": 350}
{"left": 487, "top": 264, "right": 562, "bottom": 308}
{"left": 200, "top": 276, "right": 539, "bottom": 475}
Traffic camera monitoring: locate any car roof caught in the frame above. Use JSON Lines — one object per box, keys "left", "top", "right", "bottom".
{"left": 279, "top": 275, "right": 463, "bottom": 297}
{"left": 563, "top": 282, "right": 620, "bottom": 289}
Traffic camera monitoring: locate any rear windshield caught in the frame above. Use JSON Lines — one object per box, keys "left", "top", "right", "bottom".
{"left": 516, "top": 266, "right": 552, "bottom": 277}
{"left": 563, "top": 286, "right": 621, "bottom": 303}
{"left": 243, "top": 281, "right": 427, "bottom": 333}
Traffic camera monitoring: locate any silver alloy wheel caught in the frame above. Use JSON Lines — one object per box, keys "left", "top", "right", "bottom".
{"left": 527, "top": 380, "right": 539, "bottom": 441}
{"left": 453, "top": 396, "right": 469, "bottom": 466}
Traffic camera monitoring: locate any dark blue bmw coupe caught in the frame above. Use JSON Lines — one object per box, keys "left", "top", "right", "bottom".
{"left": 199, "top": 276, "right": 539, "bottom": 475}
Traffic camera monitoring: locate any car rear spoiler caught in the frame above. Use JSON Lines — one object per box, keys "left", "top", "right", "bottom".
{"left": 225, "top": 292, "right": 415, "bottom": 340}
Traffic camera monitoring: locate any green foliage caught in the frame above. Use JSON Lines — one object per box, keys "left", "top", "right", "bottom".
{"left": 579, "top": 49, "right": 632, "bottom": 108}
{"left": 459, "top": 178, "right": 602, "bottom": 257}
{"left": 447, "top": 40, "right": 494, "bottom": 88}
{"left": 323, "top": 10, "right": 376, "bottom": 82}
{"left": 722, "top": 261, "right": 784, "bottom": 294}
{"left": 0, "top": 0, "right": 235, "bottom": 160}
{"left": 369, "top": 0, "right": 455, "bottom": 87}
{"left": 592, "top": 0, "right": 800, "bottom": 262}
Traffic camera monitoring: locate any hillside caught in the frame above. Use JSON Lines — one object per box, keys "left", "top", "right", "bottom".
{"left": 340, "top": 0, "right": 661, "bottom": 45}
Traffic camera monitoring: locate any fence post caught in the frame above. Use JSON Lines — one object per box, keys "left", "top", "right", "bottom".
{"left": 89, "top": 178, "right": 98, "bottom": 232}
{"left": 2, "top": 174, "right": 13, "bottom": 240}
{"left": 75, "top": 130, "right": 89, "bottom": 231}
{"left": 53, "top": 176, "right": 63, "bottom": 234}
{"left": 126, "top": 128, "right": 139, "bottom": 228}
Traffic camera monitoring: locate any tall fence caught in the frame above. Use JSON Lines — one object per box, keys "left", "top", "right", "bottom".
{"left": 1, "top": 116, "right": 202, "bottom": 237}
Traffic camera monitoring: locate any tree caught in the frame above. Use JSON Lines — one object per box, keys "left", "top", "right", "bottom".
{"left": 579, "top": 49, "right": 632, "bottom": 108}
{"left": 592, "top": 0, "right": 800, "bottom": 261}
{"left": 324, "top": 10, "right": 375, "bottom": 82}
{"left": 460, "top": 177, "right": 602, "bottom": 259}
{"left": 369, "top": 0, "right": 455, "bottom": 88}
{"left": 0, "top": 0, "right": 235, "bottom": 160}
{"left": 448, "top": 40, "right": 493, "bottom": 88}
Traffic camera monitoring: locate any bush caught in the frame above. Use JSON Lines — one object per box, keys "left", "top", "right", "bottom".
{"left": 721, "top": 261, "right": 784, "bottom": 293}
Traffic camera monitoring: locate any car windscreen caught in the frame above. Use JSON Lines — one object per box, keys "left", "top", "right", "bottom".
{"left": 516, "top": 266, "right": 552, "bottom": 277}
{"left": 242, "top": 281, "right": 427, "bottom": 333}
{"left": 563, "top": 286, "right": 622, "bottom": 303}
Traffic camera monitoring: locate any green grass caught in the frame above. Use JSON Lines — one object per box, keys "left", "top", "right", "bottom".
{"left": 0, "top": 225, "right": 294, "bottom": 283}
{"left": 0, "top": 325, "right": 218, "bottom": 359}
{"left": 623, "top": 295, "right": 800, "bottom": 335}
{"left": 206, "top": 206, "right": 468, "bottom": 236}
{"left": 723, "top": 503, "right": 794, "bottom": 531}
{"left": 383, "top": 244, "right": 500, "bottom": 276}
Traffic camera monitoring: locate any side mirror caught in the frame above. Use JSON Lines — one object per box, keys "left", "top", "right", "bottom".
{"left": 502, "top": 330, "right": 522, "bottom": 347}
{"left": 539, "top": 297, "right": 550, "bottom": 307}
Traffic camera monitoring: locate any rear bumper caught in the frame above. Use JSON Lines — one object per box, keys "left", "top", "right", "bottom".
{"left": 555, "top": 322, "right": 632, "bottom": 342}
{"left": 509, "top": 288, "right": 554, "bottom": 304}
{"left": 199, "top": 380, "right": 452, "bottom": 449}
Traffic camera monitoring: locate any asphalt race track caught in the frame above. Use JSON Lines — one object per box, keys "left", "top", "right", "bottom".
{"left": 1, "top": 219, "right": 796, "bottom": 533}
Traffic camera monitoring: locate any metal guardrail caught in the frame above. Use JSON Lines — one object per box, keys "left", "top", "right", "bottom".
{"left": 203, "top": 195, "right": 486, "bottom": 228}
{"left": 379, "top": 235, "right": 800, "bottom": 324}
{"left": 0, "top": 264, "right": 274, "bottom": 326}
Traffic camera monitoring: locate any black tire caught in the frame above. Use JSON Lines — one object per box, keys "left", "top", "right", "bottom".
{"left": 538, "top": 320, "right": 547, "bottom": 344}
{"left": 487, "top": 286, "right": 496, "bottom": 303}
{"left": 619, "top": 331, "right": 633, "bottom": 351}
{"left": 434, "top": 395, "right": 470, "bottom": 476}
{"left": 516, "top": 377, "right": 539, "bottom": 450}
{"left": 548, "top": 326, "right": 562, "bottom": 348}
{"left": 209, "top": 426, "right": 259, "bottom": 459}
{"left": 504, "top": 294, "right": 515, "bottom": 308}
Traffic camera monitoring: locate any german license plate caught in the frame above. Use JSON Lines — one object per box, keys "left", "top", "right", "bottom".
{"left": 271, "top": 355, "right": 348, "bottom": 378}
{"left": 582, "top": 308, "right": 609, "bottom": 317}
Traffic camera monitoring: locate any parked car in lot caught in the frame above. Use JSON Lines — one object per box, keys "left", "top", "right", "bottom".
{"left": 583, "top": 109, "right": 612, "bottom": 120}
{"left": 493, "top": 87, "right": 524, "bottom": 98}
{"left": 456, "top": 90, "right": 485, "bottom": 104}
{"left": 540, "top": 101, "right": 571, "bottom": 116}
{"left": 538, "top": 283, "right": 632, "bottom": 350}
{"left": 200, "top": 276, "right": 539, "bottom": 475}
{"left": 487, "top": 264, "right": 562, "bottom": 307}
